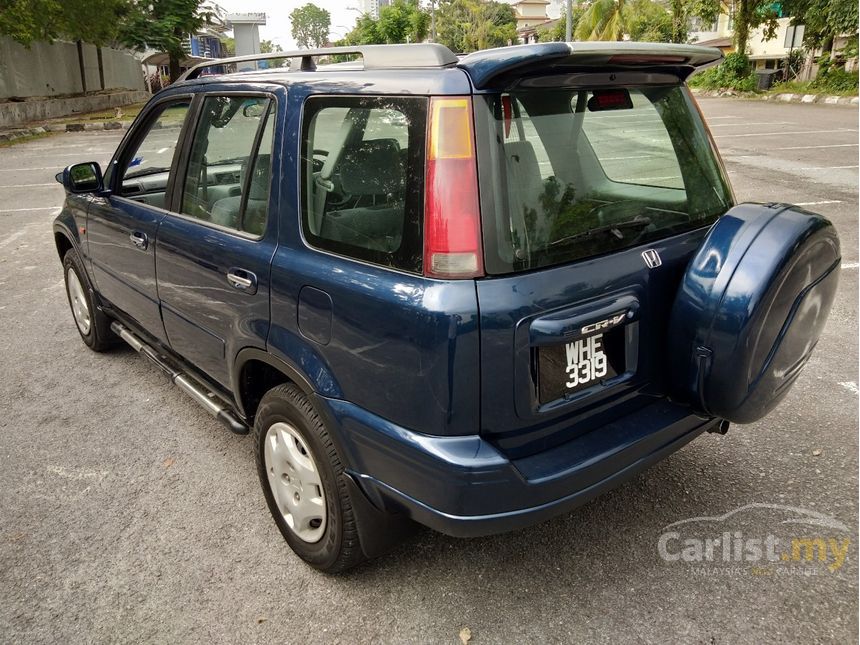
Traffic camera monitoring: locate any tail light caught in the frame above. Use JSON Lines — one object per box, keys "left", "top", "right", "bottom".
{"left": 424, "top": 96, "right": 484, "bottom": 279}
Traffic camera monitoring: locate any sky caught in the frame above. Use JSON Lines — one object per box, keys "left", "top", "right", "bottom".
{"left": 213, "top": 0, "right": 368, "bottom": 50}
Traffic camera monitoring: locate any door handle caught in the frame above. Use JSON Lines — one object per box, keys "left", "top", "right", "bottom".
{"left": 226, "top": 269, "right": 257, "bottom": 294}
{"left": 129, "top": 230, "right": 148, "bottom": 250}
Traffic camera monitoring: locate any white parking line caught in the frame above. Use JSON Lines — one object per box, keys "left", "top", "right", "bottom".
{"left": 800, "top": 165, "right": 859, "bottom": 170}
{"left": 714, "top": 128, "right": 857, "bottom": 138}
{"left": 601, "top": 155, "right": 652, "bottom": 161}
{"left": 0, "top": 167, "right": 59, "bottom": 172}
{"left": 838, "top": 381, "right": 859, "bottom": 395}
{"left": 774, "top": 143, "right": 859, "bottom": 150}
{"left": 0, "top": 183, "right": 58, "bottom": 188}
{"left": 708, "top": 121, "right": 794, "bottom": 127}
{"left": 0, "top": 230, "right": 28, "bottom": 248}
{"left": 0, "top": 206, "right": 61, "bottom": 213}
{"left": 794, "top": 200, "right": 843, "bottom": 206}
{"left": 841, "top": 262, "right": 859, "bottom": 269}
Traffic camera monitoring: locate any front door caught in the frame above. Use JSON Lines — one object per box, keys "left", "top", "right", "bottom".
{"left": 156, "top": 92, "right": 279, "bottom": 389}
{"left": 87, "top": 98, "right": 192, "bottom": 342}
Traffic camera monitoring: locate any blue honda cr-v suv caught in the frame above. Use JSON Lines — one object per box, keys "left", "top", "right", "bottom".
{"left": 54, "top": 42, "right": 840, "bottom": 572}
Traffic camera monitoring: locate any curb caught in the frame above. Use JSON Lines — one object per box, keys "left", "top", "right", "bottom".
{"left": 0, "top": 120, "right": 131, "bottom": 141}
{"left": 692, "top": 88, "right": 859, "bottom": 105}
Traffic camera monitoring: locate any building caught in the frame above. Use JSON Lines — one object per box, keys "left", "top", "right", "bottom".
{"left": 517, "top": 17, "right": 559, "bottom": 44}
{"left": 226, "top": 13, "right": 267, "bottom": 57}
{"left": 688, "top": 2, "right": 803, "bottom": 71}
{"left": 510, "top": 0, "right": 550, "bottom": 30}
{"left": 360, "top": 0, "right": 391, "bottom": 19}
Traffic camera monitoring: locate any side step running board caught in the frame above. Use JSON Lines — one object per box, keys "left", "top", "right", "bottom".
{"left": 111, "top": 322, "right": 248, "bottom": 435}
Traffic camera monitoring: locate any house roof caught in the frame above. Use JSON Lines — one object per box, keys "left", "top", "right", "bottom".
{"left": 697, "top": 36, "right": 732, "bottom": 48}
{"left": 516, "top": 18, "right": 560, "bottom": 34}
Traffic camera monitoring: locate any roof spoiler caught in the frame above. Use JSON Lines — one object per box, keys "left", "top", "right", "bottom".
{"left": 177, "top": 43, "right": 459, "bottom": 82}
{"left": 457, "top": 42, "right": 724, "bottom": 89}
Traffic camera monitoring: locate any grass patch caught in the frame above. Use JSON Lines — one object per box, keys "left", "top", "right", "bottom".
{"left": 0, "top": 131, "right": 56, "bottom": 148}
{"left": 770, "top": 75, "right": 859, "bottom": 97}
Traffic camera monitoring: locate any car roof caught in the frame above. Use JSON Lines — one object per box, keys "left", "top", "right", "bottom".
{"left": 173, "top": 42, "right": 723, "bottom": 92}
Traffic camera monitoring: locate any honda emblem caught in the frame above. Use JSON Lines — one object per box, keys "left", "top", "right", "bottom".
{"left": 642, "top": 249, "right": 662, "bottom": 269}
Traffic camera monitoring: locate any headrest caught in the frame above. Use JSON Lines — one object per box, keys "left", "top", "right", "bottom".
{"left": 338, "top": 139, "right": 403, "bottom": 196}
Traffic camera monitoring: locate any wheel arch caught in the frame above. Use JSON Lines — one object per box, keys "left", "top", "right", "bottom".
{"left": 54, "top": 230, "right": 74, "bottom": 261}
{"left": 234, "top": 348, "right": 315, "bottom": 423}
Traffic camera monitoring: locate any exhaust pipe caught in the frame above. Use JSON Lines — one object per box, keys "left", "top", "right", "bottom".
{"left": 708, "top": 419, "right": 730, "bottom": 435}
{"left": 111, "top": 322, "right": 248, "bottom": 435}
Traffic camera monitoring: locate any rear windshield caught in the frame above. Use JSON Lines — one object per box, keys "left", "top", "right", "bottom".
{"left": 474, "top": 85, "right": 733, "bottom": 274}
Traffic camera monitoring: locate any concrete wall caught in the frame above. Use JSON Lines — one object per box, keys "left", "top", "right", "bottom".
{"left": 0, "top": 90, "right": 150, "bottom": 127}
{"left": 0, "top": 37, "right": 145, "bottom": 99}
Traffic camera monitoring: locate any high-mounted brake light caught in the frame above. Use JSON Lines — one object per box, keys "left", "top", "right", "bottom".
{"left": 607, "top": 54, "right": 687, "bottom": 65}
{"left": 424, "top": 97, "right": 484, "bottom": 279}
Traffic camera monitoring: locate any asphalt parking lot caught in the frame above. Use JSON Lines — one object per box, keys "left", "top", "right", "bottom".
{"left": 0, "top": 97, "right": 857, "bottom": 644}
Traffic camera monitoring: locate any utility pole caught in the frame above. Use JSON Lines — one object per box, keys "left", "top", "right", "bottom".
{"left": 430, "top": 0, "right": 437, "bottom": 42}
{"left": 565, "top": 0, "right": 572, "bottom": 41}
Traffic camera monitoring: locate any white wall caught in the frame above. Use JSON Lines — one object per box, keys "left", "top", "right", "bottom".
{"left": 0, "top": 37, "right": 145, "bottom": 99}
{"left": 748, "top": 17, "right": 793, "bottom": 58}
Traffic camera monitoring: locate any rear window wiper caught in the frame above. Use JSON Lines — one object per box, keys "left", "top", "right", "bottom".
{"left": 549, "top": 217, "right": 652, "bottom": 247}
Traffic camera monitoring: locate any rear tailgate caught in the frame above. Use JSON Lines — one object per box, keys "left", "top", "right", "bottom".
{"left": 476, "top": 230, "right": 707, "bottom": 459}
{"left": 466, "top": 50, "right": 733, "bottom": 459}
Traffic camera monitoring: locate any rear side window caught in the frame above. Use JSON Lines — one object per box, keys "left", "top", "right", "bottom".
{"left": 301, "top": 96, "right": 427, "bottom": 273}
{"left": 475, "top": 86, "right": 733, "bottom": 274}
{"left": 180, "top": 96, "right": 274, "bottom": 236}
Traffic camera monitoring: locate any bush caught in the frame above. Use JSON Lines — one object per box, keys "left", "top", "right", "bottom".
{"left": 689, "top": 53, "right": 756, "bottom": 92}
{"left": 721, "top": 52, "right": 752, "bottom": 78}
{"left": 811, "top": 56, "right": 859, "bottom": 93}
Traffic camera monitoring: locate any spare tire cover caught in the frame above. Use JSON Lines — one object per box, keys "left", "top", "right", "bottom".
{"left": 669, "top": 203, "right": 840, "bottom": 424}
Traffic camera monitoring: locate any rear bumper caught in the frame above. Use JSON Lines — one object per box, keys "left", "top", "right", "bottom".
{"left": 316, "top": 395, "right": 719, "bottom": 538}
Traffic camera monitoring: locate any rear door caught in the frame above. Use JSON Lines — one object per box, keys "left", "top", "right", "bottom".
{"left": 155, "top": 90, "right": 280, "bottom": 389}
{"left": 473, "top": 84, "right": 734, "bottom": 458}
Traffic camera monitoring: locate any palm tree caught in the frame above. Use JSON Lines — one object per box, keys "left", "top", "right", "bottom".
{"left": 574, "top": 0, "right": 627, "bottom": 41}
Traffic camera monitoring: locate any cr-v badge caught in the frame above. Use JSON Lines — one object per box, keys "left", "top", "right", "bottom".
{"left": 642, "top": 249, "right": 662, "bottom": 268}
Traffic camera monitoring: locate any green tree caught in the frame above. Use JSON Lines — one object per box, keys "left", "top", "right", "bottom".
{"left": 781, "top": 0, "right": 858, "bottom": 52}
{"left": 471, "top": 0, "right": 517, "bottom": 49}
{"left": 339, "top": 13, "right": 382, "bottom": 45}
{"left": 731, "top": 0, "right": 780, "bottom": 53}
{"left": 535, "top": 5, "right": 584, "bottom": 41}
{"left": 668, "top": 0, "right": 720, "bottom": 43}
{"left": 377, "top": 0, "right": 429, "bottom": 43}
{"left": 120, "top": 0, "right": 214, "bottom": 83}
{"left": 625, "top": 0, "right": 673, "bottom": 42}
{"left": 435, "top": 0, "right": 516, "bottom": 52}
{"left": 575, "top": 0, "right": 627, "bottom": 40}
{"left": 290, "top": 3, "right": 330, "bottom": 49}
{"left": 0, "top": 0, "right": 131, "bottom": 46}
{"left": 260, "top": 38, "right": 282, "bottom": 53}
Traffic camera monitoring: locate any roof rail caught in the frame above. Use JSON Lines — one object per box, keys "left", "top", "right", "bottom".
{"left": 177, "top": 44, "right": 458, "bottom": 82}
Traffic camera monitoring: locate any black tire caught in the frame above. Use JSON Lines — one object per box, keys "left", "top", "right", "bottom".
{"left": 254, "top": 384, "right": 371, "bottom": 573}
{"left": 62, "top": 248, "right": 116, "bottom": 352}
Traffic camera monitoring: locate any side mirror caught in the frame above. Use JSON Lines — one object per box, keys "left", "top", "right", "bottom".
{"left": 61, "top": 162, "right": 104, "bottom": 194}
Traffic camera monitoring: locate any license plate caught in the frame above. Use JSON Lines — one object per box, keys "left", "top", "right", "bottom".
{"left": 538, "top": 331, "right": 622, "bottom": 403}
